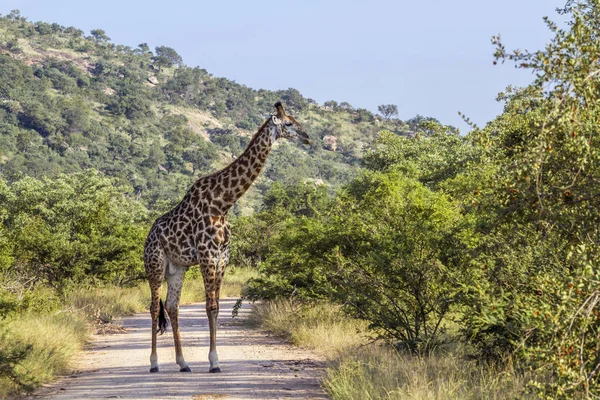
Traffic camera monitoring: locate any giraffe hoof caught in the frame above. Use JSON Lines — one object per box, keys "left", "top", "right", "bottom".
{"left": 209, "top": 367, "right": 221, "bottom": 373}
{"left": 180, "top": 366, "right": 192, "bottom": 372}
{"left": 149, "top": 367, "right": 159, "bottom": 373}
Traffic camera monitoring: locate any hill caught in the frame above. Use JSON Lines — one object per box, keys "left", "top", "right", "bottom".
{"left": 0, "top": 10, "right": 444, "bottom": 215}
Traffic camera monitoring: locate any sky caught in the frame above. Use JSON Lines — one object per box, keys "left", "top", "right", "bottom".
{"left": 1, "top": 1, "right": 563, "bottom": 130}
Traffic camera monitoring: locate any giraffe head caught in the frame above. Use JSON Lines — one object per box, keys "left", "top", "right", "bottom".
{"left": 271, "top": 102, "right": 311, "bottom": 145}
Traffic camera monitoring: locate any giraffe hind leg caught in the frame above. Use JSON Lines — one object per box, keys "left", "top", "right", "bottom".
{"left": 146, "top": 243, "right": 166, "bottom": 373}
{"left": 148, "top": 279, "right": 163, "bottom": 373}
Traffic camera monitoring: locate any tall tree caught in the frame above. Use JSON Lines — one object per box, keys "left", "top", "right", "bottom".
{"left": 90, "top": 29, "right": 110, "bottom": 43}
{"left": 378, "top": 104, "right": 399, "bottom": 120}
{"left": 152, "top": 46, "right": 183, "bottom": 71}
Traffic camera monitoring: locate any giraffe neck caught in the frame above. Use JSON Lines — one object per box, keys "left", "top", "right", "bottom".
{"left": 196, "top": 120, "right": 278, "bottom": 213}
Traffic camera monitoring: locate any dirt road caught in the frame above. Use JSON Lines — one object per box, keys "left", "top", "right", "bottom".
{"left": 38, "top": 299, "right": 327, "bottom": 400}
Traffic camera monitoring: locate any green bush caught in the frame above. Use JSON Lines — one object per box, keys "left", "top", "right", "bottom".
{"left": 245, "top": 170, "right": 469, "bottom": 351}
{"left": 0, "top": 171, "right": 150, "bottom": 288}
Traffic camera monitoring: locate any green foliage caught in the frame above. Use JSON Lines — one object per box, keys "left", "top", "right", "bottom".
{"left": 459, "top": 2, "right": 600, "bottom": 396}
{"left": 240, "top": 3, "right": 600, "bottom": 395}
{"left": 8, "top": 5, "right": 600, "bottom": 396}
{"left": 363, "top": 128, "right": 478, "bottom": 189}
{"left": 0, "top": 13, "right": 411, "bottom": 210}
{"left": 0, "top": 171, "right": 149, "bottom": 288}
{"left": 208, "top": 127, "right": 247, "bottom": 155}
{"left": 153, "top": 45, "right": 182, "bottom": 70}
{"left": 244, "top": 169, "right": 469, "bottom": 351}
{"left": 519, "top": 245, "right": 600, "bottom": 397}
{"left": 330, "top": 171, "right": 465, "bottom": 350}
{"left": 89, "top": 29, "right": 110, "bottom": 43}
{"left": 377, "top": 104, "right": 398, "bottom": 120}
{"left": 231, "top": 182, "right": 329, "bottom": 270}
{"left": 0, "top": 11, "right": 446, "bottom": 396}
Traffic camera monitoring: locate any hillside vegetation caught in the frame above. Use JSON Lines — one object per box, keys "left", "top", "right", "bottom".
{"left": 2, "top": 2, "right": 600, "bottom": 399}
{"left": 0, "top": 9, "right": 434, "bottom": 214}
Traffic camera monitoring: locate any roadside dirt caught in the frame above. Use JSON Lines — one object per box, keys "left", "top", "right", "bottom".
{"left": 36, "top": 299, "right": 328, "bottom": 400}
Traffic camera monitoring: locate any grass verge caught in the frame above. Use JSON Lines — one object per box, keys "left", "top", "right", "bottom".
{"left": 323, "top": 346, "right": 531, "bottom": 400}
{"left": 247, "top": 299, "right": 368, "bottom": 356}
{"left": 0, "top": 312, "right": 89, "bottom": 397}
{"left": 248, "top": 299, "right": 533, "bottom": 400}
{"left": 65, "top": 285, "right": 149, "bottom": 324}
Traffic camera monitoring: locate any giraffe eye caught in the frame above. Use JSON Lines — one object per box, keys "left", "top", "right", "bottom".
{"left": 284, "top": 122, "right": 293, "bottom": 127}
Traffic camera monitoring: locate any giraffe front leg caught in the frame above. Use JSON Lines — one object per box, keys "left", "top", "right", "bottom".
{"left": 165, "top": 264, "right": 191, "bottom": 372}
{"left": 200, "top": 238, "right": 229, "bottom": 373}
{"left": 206, "top": 292, "right": 220, "bottom": 373}
{"left": 200, "top": 256, "right": 221, "bottom": 373}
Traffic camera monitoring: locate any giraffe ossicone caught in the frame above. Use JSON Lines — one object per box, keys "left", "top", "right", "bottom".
{"left": 144, "top": 102, "right": 311, "bottom": 373}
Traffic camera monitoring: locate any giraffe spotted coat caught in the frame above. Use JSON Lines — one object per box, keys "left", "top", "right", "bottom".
{"left": 144, "top": 102, "right": 311, "bottom": 373}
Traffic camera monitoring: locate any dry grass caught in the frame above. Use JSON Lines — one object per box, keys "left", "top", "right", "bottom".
{"left": 0, "top": 285, "right": 145, "bottom": 398}
{"left": 167, "top": 105, "right": 223, "bottom": 138}
{"left": 65, "top": 285, "right": 149, "bottom": 323}
{"left": 0, "top": 312, "right": 89, "bottom": 398}
{"left": 323, "top": 345, "right": 532, "bottom": 400}
{"left": 247, "top": 299, "right": 368, "bottom": 357}
{"left": 221, "top": 267, "right": 259, "bottom": 297}
{"left": 248, "top": 300, "right": 533, "bottom": 400}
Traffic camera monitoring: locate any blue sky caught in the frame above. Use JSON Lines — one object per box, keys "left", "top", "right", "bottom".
{"left": 2, "top": 1, "right": 561, "bottom": 130}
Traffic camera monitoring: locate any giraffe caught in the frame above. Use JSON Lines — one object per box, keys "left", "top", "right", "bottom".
{"left": 144, "top": 102, "right": 311, "bottom": 373}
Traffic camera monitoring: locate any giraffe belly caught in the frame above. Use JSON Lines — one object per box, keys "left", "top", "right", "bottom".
{"left": 166, "top": 249, "right": 197, "bottom": 268}
{"left": 160, "top": 235, "right": 198, "bottom": 267}
{"left": 160, "top": 236, "right": 228, "bottom": 268}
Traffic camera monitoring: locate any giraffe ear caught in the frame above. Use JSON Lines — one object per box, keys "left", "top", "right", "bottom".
{"left": 272, "top": 115, "right": 281, "bottom": 125}
{"left": 274, "top": 102, "right": 286, "bottom": 117}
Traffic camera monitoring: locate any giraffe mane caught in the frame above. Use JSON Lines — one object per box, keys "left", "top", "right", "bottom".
{"left": 234, "top": 116, "right": 271, "bottom": 160}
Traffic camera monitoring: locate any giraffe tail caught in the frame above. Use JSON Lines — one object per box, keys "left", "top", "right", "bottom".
{"left": 158, "top": 299, "right": 168, "bottom": 334}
